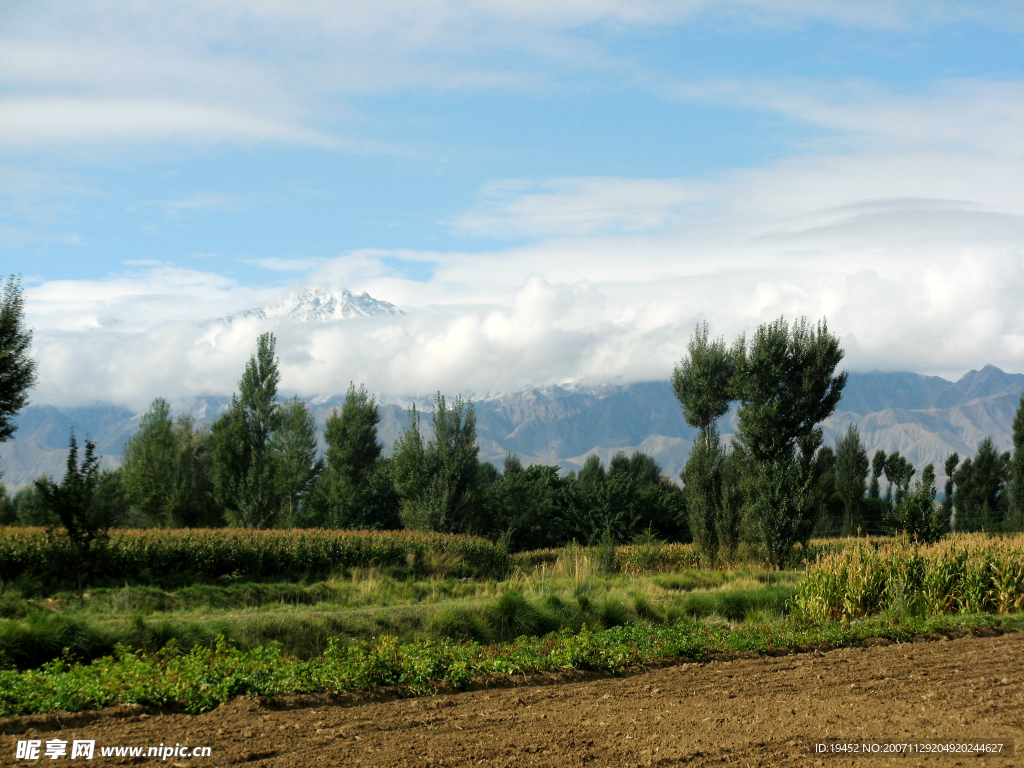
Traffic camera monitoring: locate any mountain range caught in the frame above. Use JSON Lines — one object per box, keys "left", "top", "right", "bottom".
{"left": 2, "top": 366, "right": 1021, "bottom": 492}
{"left": 226, "top": 286, "right": 404, "bottom": 323}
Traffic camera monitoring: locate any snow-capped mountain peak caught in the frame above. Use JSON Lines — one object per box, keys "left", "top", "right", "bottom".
{"left": 229, "top": 286, "right": 405, "bottom": 323}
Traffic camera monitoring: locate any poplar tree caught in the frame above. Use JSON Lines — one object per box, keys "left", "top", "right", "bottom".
{"left": 1009, "top": 394, "right": 1024, "bottom": 531}
{"left": 942, "top": 453, "right": 959, "bottom": 531}
{"left": 0, "top": 276, "right": 38, "bottom": 482}
{"left": 306, "top": 384, "right": 398, "bottom": 530}
{"left": 211, "top": 333, "right": 284, "bottom": 528}
{"left": 733, "top": 317, "right": 846, "bottom": 568}
{"left": 834, "top": 423, "right": 868, "bottom": 535}
{"left": 272, "top": 397, "right": 324, "bottom": 525}
{"left": 672, "top": 322, "right": 735, "bottom": 566}
{"left": 392, "top": 393, "right": 479, "bottom": 533}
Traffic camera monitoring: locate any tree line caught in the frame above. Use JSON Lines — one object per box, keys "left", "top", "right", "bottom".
{"left": 1, "top": 332, "right": 686, "bottom": 552}
{"left": 672, "top": 318, "right": 1024, "bottom": 567}
{"left": 2, "top": 274, "right": 1023, "bottom": 563}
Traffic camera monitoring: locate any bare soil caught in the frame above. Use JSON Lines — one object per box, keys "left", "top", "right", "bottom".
{"left": 4, "top": 631, "right": 1022, "bottom": 767}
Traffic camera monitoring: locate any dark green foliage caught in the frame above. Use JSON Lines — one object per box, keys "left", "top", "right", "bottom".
{"left": 734, "top": 318, "right": 846, "bottom": 565}
{"left": 323, "top": 384, "right": 382, "bottom": 485}
{"left": 272, "top": 397, "right": 324, "bottom": 525}
{"left": 487, "top": 589, "right": 556, "bottom": 641}
{"left": 834, "top": 424, "right": 869, "bottom": 535}
{"left": 568, "top": 453, "right": 686, "bottom": 546}
{"left": 122, "top": 399, "right": 219, "bottom": 528}
{"left": 953, "top": 438, "right": 1010, "bottom": 531}
{"left": 942, "top": 453, "right": 959, "bottom": 532}
{"left": 869, "top": 449, "right": 886, "bottom": 501}
{"left": 9, "top": 485, "right": 56, "bottom": 527}
{"left": 673, "top": 324, "right": 737, "bottom": 563}
{"left": 35, "top": 433, "right": 124, "bottom": 595}
{"left": 479, "top": 459, "right": 570, "bottom": 551}
{"left": 0, "top": 487, "right": 14, "bottom": 526}
{"left": 885, "top": 463, "right": 944, "bottom": 542}
{"left": 305, "top": 384, "right": 398, "bottom": 530}
{"left": 392, "top": 394, "right": 479, "bottom": 534}
{"left": 0, "top": 613, "right": 117, "bottom": 670}
{"left": 211, "top": 333, "right": 285, "bottom": 529}
{"left": 576, "top": 454, "right": 605, "bottom": 495}
{"left": 683, "top": 427, "right": 724, "bottom": 566}
{"left": 0, "top": 276, "right": 38, "bottom": 447}
{"left": 1010, "top": 394, "right": 1024, "bottom": 531}
{"left": 716, "top": 453, "right": 744, "bottom": 564}
{"left": 883, "top": 451, "right": 914, "bottom": 508}
{"left": 733, "top": 317, "right": 847, "bottom": 466}
{"left": 671, "top": 322, "right": 734, "bottom": 432}
{"left": 748, "top": 456, "right": 821, "bottom": 569}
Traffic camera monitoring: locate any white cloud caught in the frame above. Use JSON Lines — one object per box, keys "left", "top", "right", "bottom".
{"left": 3, "top": 1, "right": 1018, "bottom": 150}
{"left": 0, "top": 97, "right": 337, "bottom": 149}
{"left": 242, "top": 257, "right": 327, "bottom": 272}
{"left": 23, "top": 240, "right": 1024, "bottom": 410}
{"left": 668, "top": 78, "right": 1024, "bottom": 159}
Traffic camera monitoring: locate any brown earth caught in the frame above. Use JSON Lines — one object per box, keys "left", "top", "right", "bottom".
{"left": 3, "top": 631, "right": 1022, "bottom": 768}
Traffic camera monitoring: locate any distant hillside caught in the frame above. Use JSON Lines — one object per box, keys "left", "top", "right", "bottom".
{"left": 2, "top": 366, "right": 1021, "bottom": 492}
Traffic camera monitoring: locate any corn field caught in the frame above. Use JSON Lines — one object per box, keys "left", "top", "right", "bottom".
{"left": 0, "top": 528, "right": 510, "bottom": 585}
{"left": 794, "top": 534, "right": 1024, "bottom": 621}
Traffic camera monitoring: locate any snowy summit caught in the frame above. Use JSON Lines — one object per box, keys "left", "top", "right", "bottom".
{"left": 229, "top": 287, "right": 405, "bottom": 323}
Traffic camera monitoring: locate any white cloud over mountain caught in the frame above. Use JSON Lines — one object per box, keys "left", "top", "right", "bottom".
{"left": 6, "top": 1, "right": 1022, "bottom": 409}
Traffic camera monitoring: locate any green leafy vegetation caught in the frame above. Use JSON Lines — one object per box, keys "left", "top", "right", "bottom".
{"left": 795, "top": 534, "right": 1024, "bottom": 621}
{"left": 0, "top": 608, "right": 1018, "bottom": 718}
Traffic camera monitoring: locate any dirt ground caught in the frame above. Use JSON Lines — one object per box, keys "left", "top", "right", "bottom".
{"left": 3, "top": 631, "right": 1021, "bottom": 768}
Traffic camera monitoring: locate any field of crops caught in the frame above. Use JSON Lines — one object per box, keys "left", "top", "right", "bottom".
{"left": 0, "top": 527, "right": 510, "bottom": 587}
{"left": 1, "top": 530, "right": 1022, "bottom": 718}
{"left": 794, "top": 534, "right": 1024, "bottom": 620}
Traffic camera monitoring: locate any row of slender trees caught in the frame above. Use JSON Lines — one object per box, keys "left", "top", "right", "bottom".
{"left": 672, "top": 318, "right": 1024, "bottom": 566}
{"left": 1, "top": 332, "right": 688, "bottom": 552}
{"left": 2, "top": 271, "right": 1023, "bottom": 562}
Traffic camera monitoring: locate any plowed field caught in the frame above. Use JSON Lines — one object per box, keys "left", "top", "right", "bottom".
{"left": 4, "top": 631, "right": 1021, "bottom": 767}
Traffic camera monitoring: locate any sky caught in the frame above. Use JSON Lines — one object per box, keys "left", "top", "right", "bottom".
{"left": 2, "top": 0, "right": 1022, "bottom": 409}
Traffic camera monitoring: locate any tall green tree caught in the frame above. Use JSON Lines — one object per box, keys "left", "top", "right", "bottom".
{"left": 1009, "top": 394, "right": 1024, "bottom": 531}
{"left": 672, "top": 323, "right": 735, "bottom": 566}
{"left": 272, "top": 397, "right": 324, "bottom": 525}
{"left": 36, "top": 432, "right": 125, "bottom": 595}
{"left": 0, "top": 276, "right": 38, "bottom": 481}
{"left": 733, "top": 317, "right": 846, "bottom": 567}
{"left": 121, "top": 398, "right": 218, "bottom": 528}
{"left": 306, "top": 384, "right": 398, "bottom": 530}
{"left": 0, "top": 485, "right": 14, "bottom": 525}
{"left": 883, "top": 451, "right": 915, "bottom": 509}
{"left": 392, "top": 394, "right": 479, "bottom": 533}
{"left": 868, "top": 449, "right": 886, "bottom": 501}
{"left": 953, "top": 438, "right": 1010, "bottom": 532}
{"left": 886, "top": 463, "right": 944, "bottom": 542}
{"left": 211, "top": 333, "right": 283, "bottom": 528}
{"left": 941, "top": 453, "right": 959, "bottom": 531}
{"left": 971, "top": 437, "right": 1010, "bottom": 530}
{"left": 682, "top": 425, "right": 724, "bottom": 566}
{"left": 833, "top": 424, "right": 869, "bottom": 535}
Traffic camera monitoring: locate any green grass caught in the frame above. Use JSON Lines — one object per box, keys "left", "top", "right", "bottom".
{"left": 0, "top": 566, "right": 803, "bottom": 671}
{"left": 1, "top": 535, "right": 1022, "bottom": 717}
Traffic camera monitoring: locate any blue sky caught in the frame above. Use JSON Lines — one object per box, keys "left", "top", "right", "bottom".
{"left": 2, "top": 1, "right": 1022, "bottom": 407}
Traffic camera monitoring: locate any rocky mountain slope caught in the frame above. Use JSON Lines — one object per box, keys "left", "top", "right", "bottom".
{"left": 2, "top": 367, "right": 1021, "bottom": 492}
{"left": 226, "top": 286, "right": 404, "bottom": 323}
